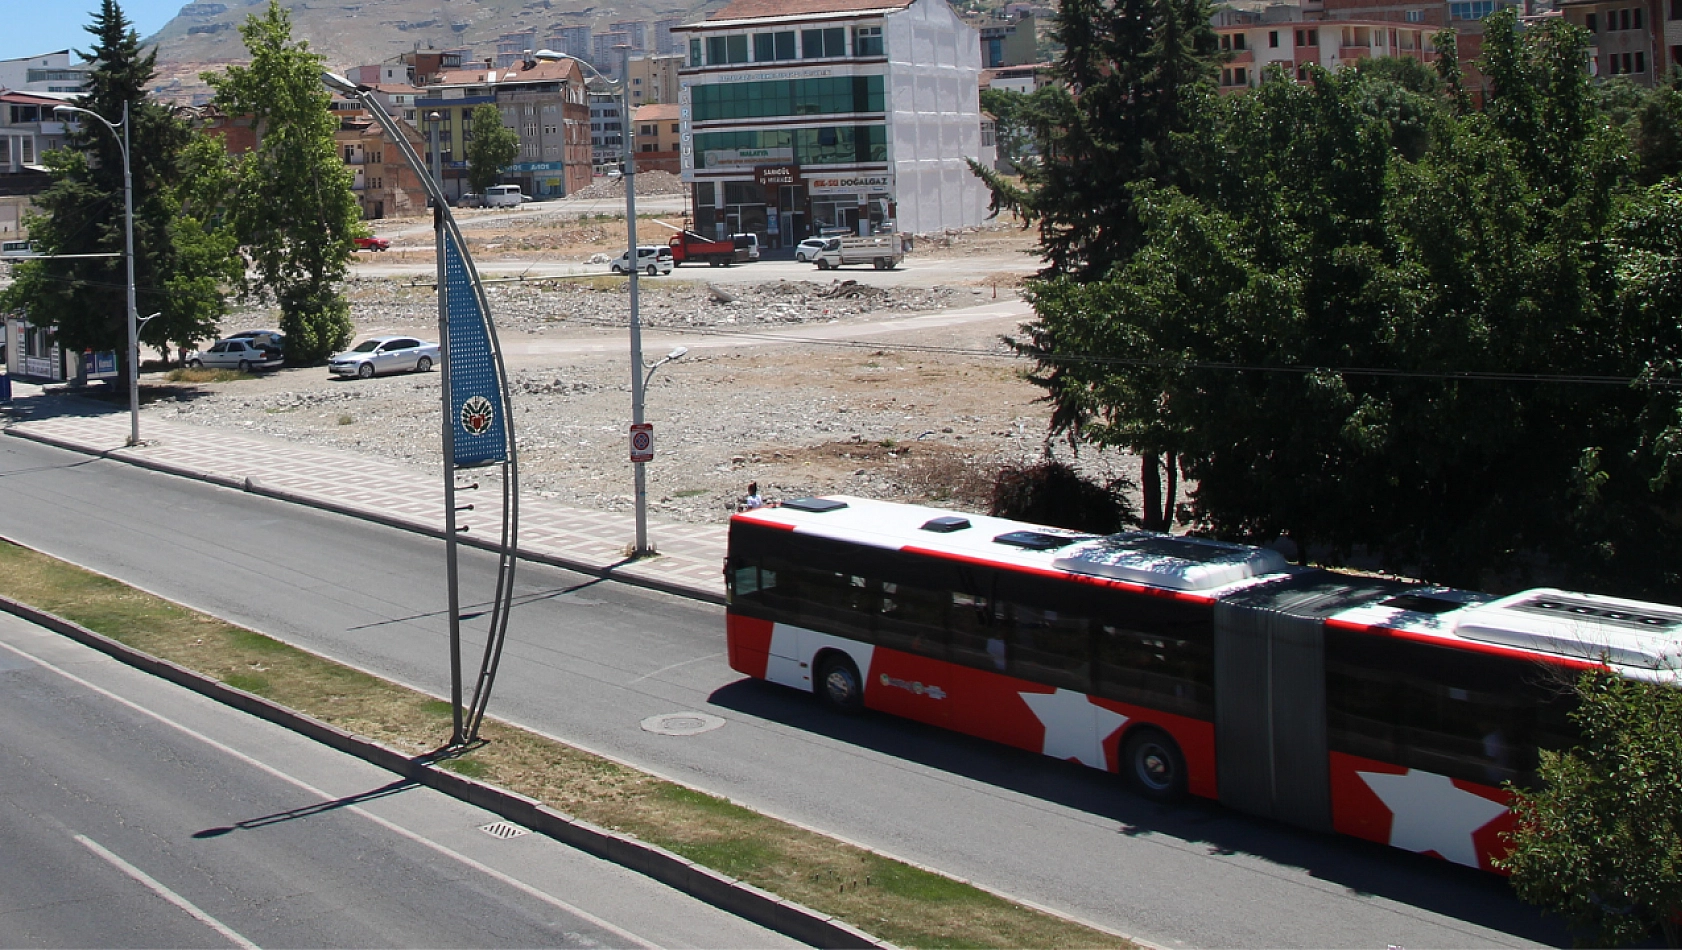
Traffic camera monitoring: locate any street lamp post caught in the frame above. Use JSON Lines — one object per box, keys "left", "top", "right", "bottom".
{"left": 56, "top": 101, "right": 139, "bottom": 447}
{"left": 534, "top": 47, "right": 657, "bottom": 556}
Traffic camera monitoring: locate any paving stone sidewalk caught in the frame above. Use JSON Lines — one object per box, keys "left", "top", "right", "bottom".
{"left": 1, "top": 392, "right": 726, "bottom": 603}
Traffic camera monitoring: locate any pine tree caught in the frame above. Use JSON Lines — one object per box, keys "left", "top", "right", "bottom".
{"left": 1, "top": 0, "right": 225, "bottom": 362}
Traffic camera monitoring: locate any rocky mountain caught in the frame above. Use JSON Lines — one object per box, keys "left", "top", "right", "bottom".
{"left": 145, "top": 0, "right": 717, "bottom": 73}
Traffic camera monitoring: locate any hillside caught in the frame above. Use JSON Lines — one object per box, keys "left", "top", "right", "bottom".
{"left": 145, "top": 0, "right": 717, "bottom": 74}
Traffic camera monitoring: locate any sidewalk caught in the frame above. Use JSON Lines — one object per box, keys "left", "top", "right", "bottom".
{"left": 1, "top": 387, "right": 727, "bottom": 603}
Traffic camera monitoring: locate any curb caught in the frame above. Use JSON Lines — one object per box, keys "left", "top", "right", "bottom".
{"left": 1, "top": 425, "right": 726, "bottom": 607}
{"left": 0, "top": 592, "right": 889, "bottom": 950}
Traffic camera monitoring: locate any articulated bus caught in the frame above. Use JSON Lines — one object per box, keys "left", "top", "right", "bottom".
{"left": 724, "top": 495, "right": 1682, "bottom": 872}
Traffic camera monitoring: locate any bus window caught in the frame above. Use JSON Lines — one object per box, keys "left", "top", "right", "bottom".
{"left": 873, "top": 576, "right": 949, "bottom": 659}
{"left": 949, "top": 590, "right": 1002, "bottom": 671}
{"left": 1002, "top": 601, "right": 1090, "bottom": 691}
{"left": 1091, "top": 595, "right": 1215, "bottom": 719}
{"left": 1326, "top": 630, "right": 1577, "bottom": 788}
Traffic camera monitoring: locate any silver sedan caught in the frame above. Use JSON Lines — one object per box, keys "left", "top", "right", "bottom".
{"left": 328, "top": 335, "right": 440, "bottom": 379}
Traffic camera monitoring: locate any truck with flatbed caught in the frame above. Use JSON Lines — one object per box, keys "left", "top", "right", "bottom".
{"left": 812, "top": 234, "right": 903, "bottom": 270}
{"left": 666, "top": 229, "right": 745, "bottom": 266}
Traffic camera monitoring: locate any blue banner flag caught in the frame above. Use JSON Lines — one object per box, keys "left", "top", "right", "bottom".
{"left": 444, "top": 231, "right": 508, "bottom": 467}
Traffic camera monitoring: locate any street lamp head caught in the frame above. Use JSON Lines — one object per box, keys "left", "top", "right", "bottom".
{"left": 666, "top": 347, "right": 688, "bottom": 361}
{"left": 427, "top": 111, "right": 442, "bottom": 122}
{"left": 319, "top": 71, "right": 363, "bottom": 96}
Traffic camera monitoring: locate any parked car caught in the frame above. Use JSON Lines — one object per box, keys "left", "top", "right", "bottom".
{"left": 223, "top": 329, "right": 285, "bottom": 357}
{"left": 185, "top": 337, "right": 284, "bottom": 372}
{"left": 794, "top": 238, "right": 828, "bottom": 263}
{"left": 732, "top": 233, "right": 761, "bottom": 261}
{"left": 610, "top": 245, "right": 675, "bottom": 276}
{"left": 354, "top": 236, "right": 390, "bottom": 251}
{"left": 328, "top": 335, "right": 440, "bottom": 379}
{"left": 457, "top": 193, "right": 484, "bottom": 208}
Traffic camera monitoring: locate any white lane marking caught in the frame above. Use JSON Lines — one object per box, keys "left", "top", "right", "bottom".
{"left": 624, "top": 651, "right": 724, "bottom": 685}
{"left": 74, "top": 834, "right": 260, "bottom": 950}
{"left": 3, "top": 640, "right": 658, "bottom": 950}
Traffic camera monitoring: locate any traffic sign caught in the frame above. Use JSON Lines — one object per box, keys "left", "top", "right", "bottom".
{"left": 629, "top": 423, "right": 654, "bottom": 462}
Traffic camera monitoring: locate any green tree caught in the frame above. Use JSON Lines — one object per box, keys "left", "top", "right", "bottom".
{"left": 465, "top": 103, "right": 519, "bottom": 195}
{"left": 1499, "top": 670, "right": 1682, "bottom": 948}
{"left": 205, "top": 0, "right": 357, "bottom": 363}
{"left": 0, "top": 0, "right": 227, "bottom": 363}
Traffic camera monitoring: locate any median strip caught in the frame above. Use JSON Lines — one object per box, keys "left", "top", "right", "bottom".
{"left": 0, "top": 538, "right": 1133, "bottom": 949}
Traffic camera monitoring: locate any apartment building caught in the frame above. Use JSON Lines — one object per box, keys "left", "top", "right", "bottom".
{"left": 0, "top": 90, "right": 70, "bottom": 238}
{"left": 1557, "top": 0, "right": 1667, "bottom": 84}
{"left": 496, "top": 30, "right": 541, "bottom": 68}
{"left": 594, "top": 32, "right": 633, "bottom": 78}
{"left": 633, "top": 103, "right": 683, "bottom": 172}
{"left": 0, "top": 50, "right": 92, "bottom": 95}
{"left": 655, "top": 18, "right": 686, "bottom": 54}
{"left": 626, "top": 54, "right": 684, "bottom": 104}
{"left": 549, "top": 26, "right": 594, "bottom": 63}
{"left": 1211, "top": 10, "right": 1435, "bottom": 90}
{"left": 333, "top": 116, "right": 430, "bottom": 219}
{"left": 414, "top": 57, "right": 593, "bottom": 200}
{"left": 611, "top": 20, "right": 651, "bottom": 54}
{"left": 978, "top": 12, "right": 1038, "bottom": 67}
{"left": 590, "top": 95, "right": 624, "bottom": 167}
{"left": 676, "top": 0, "right": 987, "bottom": 245}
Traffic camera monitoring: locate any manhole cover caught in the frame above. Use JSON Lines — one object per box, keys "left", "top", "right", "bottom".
{"left": 641, "top": 712, "right": 726, "bottom": 737}
{"left": 479, "top": 821, "right": 530, "bottom": 840}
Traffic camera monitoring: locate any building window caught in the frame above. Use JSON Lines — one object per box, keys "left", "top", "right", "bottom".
{"left": 1586, "top": 12, "right": 1598, "bottom": 30}
{"left": 1449, "top": 1, "right": 1495, "bottom": 19}
{"left": 754, "top": 30, "right": 798, "bottom": 60}
{"left": 1637, "top": 49, "right": 1647, "bottom": 71}
{"left": 1406, "top": 9, "right": 1425, "bottom": 20}
{"left": 706, "top": 34, "right": 750, "bottom": 64}
{"left": 1269, "top": 30, "right": 1280, "bottom": 47}
{"left": 1296, "top": 28, "right": 1319, "bottom": 46}
{"left": 854, "top": 25, "right": 884, "bottom": 56}
{"left": 1672, "top": 0, "right": 1682, "bottom": 20}
{"left": 691, "top": 75, "right": 885, "bottom": 121}
{"left": 1635, "top": 7, "right": 1644, "bottom": 28}
{"left": 672, "top": 122, "right": 680, "bottom": 132}
{"left": 802, "top": 27, "right": 846, "bottom": 58}
{"left": 1234, "top": 32, "right": 1246, "bottom": 50}
{"left": 690, "top": 38, "right": 702, "bottom": 66}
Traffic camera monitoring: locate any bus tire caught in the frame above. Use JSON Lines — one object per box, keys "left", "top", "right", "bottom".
{"left": 1122, "top": 727, "right": 1187, "bottom": 803}
{"left": 816, "top": 653, "right": 864, "bottom": 713}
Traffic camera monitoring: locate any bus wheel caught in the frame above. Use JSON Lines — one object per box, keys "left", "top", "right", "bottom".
{"left": 816, "top": 653, "right": 864, "bottom": 713}
{"left": 1123, "top": 728, "right": 1186, "bottom": 803}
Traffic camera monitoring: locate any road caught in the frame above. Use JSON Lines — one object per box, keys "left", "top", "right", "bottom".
{"left": 0, "top": 609, "right": 796, "bottom": 949}
{"left": 0, "top": 434, "right": 1570, "bottom": 949}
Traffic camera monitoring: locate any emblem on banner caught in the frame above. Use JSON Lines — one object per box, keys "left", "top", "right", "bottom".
{"left": 460, "top": 395, "right": 496, "bottom": 436}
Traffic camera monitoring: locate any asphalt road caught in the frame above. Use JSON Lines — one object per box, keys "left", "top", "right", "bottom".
{"left": 0, "top": 434, "right": 1573, "bottom": 949}
{"left": 0, "top": 610, "right": 796, "bottom": 949}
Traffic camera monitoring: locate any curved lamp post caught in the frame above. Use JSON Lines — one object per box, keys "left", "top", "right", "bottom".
{"left": 532, "top": 47, "right": 660, "bottom": 557}
{"left": 55, "top": 102, "right": 139, "bottom": 447}
{"left": 321, "top": 71, "right": 520, "bottom": 747}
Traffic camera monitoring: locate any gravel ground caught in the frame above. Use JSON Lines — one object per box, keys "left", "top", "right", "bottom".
{"left": 143, "top": 229, "right": 1139, "bottom": 527}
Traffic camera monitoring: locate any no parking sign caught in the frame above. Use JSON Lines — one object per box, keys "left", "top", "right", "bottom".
{"left": 629, "top": 423, "right": 654, "bottom": 462}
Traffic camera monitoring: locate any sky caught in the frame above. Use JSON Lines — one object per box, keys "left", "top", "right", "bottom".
{"left": 2, "top": 1, "right": 182, "bottom": 63}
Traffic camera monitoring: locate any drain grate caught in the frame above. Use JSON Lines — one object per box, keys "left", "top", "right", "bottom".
{"left": 479, "top": 821, "right": 530, "bottom": 840}
{"left": 641, "top": 712, "right": 727, "bottom": 737}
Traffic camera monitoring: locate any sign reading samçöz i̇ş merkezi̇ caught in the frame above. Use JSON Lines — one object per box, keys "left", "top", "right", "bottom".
{"left": 443, "top": 232, "right": 508, "bottom": 467}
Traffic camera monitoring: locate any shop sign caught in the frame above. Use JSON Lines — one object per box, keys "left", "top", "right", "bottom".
{"left": 807, "top": 174, "right": 893, "bottom": 195}
{"left": 703, "top": 148, "right": 794, "bottom": 168}
{"left": 754, "top": 164, "right": 800, "bottom": 187}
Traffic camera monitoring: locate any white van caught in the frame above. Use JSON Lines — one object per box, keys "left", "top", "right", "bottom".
{"left": 484, "top": 185, "right": 524, "bottom": 208}
{"left": 0, "top": 240, "right": 38, "bottom": 259}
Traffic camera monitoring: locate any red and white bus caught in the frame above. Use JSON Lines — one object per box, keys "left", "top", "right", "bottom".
{"left": 725, "top": 495, "right": 1682, "bottom": 872}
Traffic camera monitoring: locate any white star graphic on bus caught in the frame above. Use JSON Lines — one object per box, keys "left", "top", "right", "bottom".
{"left": 1018, "top": 689, "right": 1129, "bottom": 769}
{"left": 1357, "top": 768, "right": 1509, "bottom": 868}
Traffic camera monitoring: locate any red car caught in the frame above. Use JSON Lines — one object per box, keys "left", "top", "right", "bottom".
{"left": 354, "top": 236, "right": 390, "bottom": 251}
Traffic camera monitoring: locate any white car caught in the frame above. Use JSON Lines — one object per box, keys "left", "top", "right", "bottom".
{"left": 794, "top": 238, "right": 828, "bottom": 263}
{"left": 328, "top": 335, "right": 440, "bottom": 379}
{"left": 185, "top": 337, "right": 283, "bottom": 372}
{"left": 610, "top": 245, "right": 675, "bottom": 276}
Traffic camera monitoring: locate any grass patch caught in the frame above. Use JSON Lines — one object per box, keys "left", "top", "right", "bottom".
{"left": 0, "top": 538, "right": 1128, "bottom": 949}
{"left": 166, "top": 367, "right": 251, "bottom": 383}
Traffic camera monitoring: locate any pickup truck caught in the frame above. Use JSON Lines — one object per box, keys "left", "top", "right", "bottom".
{"left": 812, "top": 234, "right": 903, "bottom": 270}
{"left": 667, "top": 230, "right": 744, "bottom": 267}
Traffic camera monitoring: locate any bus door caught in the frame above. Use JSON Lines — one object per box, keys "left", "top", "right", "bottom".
{"left": 1213, "top": 596, "right": 1333, "bottom": 832}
